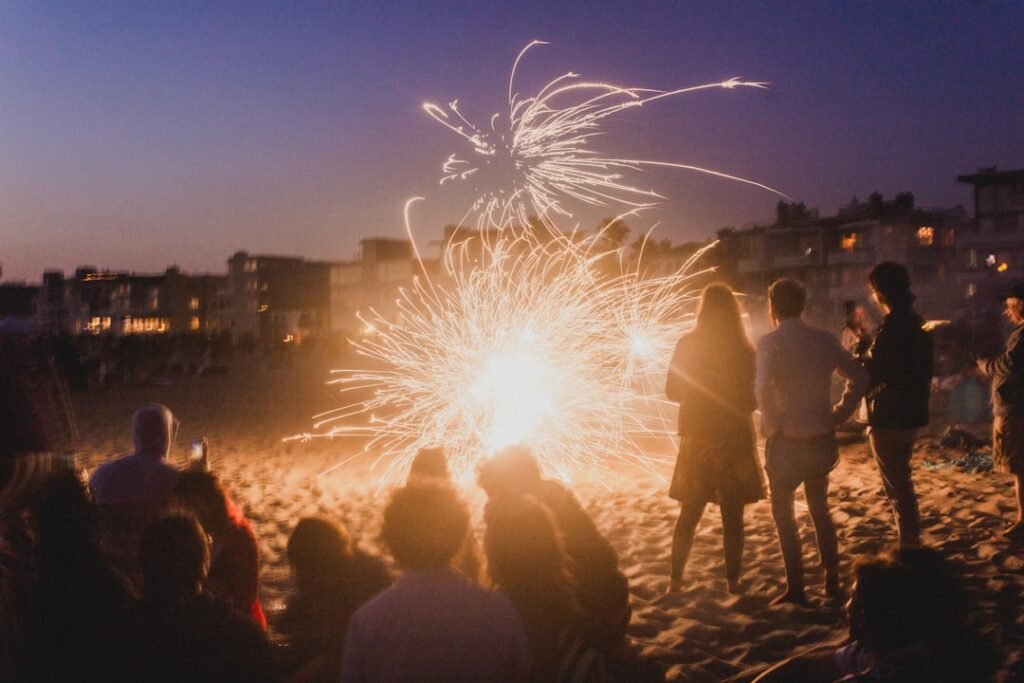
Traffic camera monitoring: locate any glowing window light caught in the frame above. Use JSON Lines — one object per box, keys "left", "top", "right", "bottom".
{"left": 998, "top": 262, "right": 1010, "bottom": 273}
{"left": 840, "top": 233, "right": 858, "bottom": 251}
{"left": 916, "top": 226, "right": 934, "bottom": 246}
{"left": 189, "top": 317, "right": 200, "bottom": 331}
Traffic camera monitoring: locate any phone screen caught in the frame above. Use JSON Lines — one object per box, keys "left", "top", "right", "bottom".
{"left": 190, "top": 438, "right": 206, "bottom": 463}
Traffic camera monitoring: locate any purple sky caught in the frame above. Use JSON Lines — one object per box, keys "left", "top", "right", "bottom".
{"left": 2, "top": 1, "right": 1022, "bottom": 282}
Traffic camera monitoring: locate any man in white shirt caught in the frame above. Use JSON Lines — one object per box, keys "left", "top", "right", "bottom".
{"left": 756, "top": 279, "right": 868, "bottom": 605}
{"left": 341, "top": 481, "right": 530, "bottom": 683}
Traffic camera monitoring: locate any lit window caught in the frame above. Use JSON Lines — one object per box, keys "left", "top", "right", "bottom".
{"left": 986, "top": 254, "right": 997, "bottom": 267}
{"left": 967, "top": 283, "right": 977, "bottom": 298}
{"left": 840, "top": 233, "right": 858, "bottom": 251}
{"left": 916, "top": 226, "right": 934, "bottom": 246}
{"left": 998, "top": 262, "right": 1010, "bottom": 273}
{"left": 259, "top": 304, "right": 269, "bottom": 312}
{"left": 245, "top": 259, "right": 257, "bottom": 272}
{"left": 189, "top": 317, "right": 200, "bottom": 331}
{"left": 189, "top": 297, "right": 199, "bottom": 310}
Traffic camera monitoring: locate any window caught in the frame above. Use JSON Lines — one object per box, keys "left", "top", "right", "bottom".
{"left": 943, "top": 229, "right": 955, "bottom": 247}
{"left": 916, "top": 226, "right": 934, "bottom": 246}
{"left": 840, "top": 232, "right": 858, "bottom": 251}
{"left": 189, "top": 316, "right": 200, "bottom": 331}
{"left": 189, "top": 297, "right": 200, "bottom": 310}
{"left": 245, "top": 259, "right": 257, "bottom": 272}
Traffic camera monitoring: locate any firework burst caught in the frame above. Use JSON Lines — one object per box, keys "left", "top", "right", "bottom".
{"left": 292, "top": 42, "right": 780, "bottom": 486}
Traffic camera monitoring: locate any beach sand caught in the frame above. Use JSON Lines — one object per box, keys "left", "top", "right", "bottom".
{"left": 71, "top": 353, "right": 1024, "bottom": 682}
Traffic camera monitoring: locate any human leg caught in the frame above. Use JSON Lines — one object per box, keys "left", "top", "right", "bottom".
{"left": 670, "top": 499, "right": 706, "bottom": 590}
{"left": 720, "top": 499, "right": 745, "bottom": 592}
{"left": 869, "top": 428, "right": 921, "bottom": 546}
{"left": 803, "top": 474, "right": 840, "bottom": 596}
{"left": 769, "top": 475, "right": 805, "bottom": 602}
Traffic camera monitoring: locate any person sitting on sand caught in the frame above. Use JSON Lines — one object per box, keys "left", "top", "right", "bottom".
{"left": 485, "top": 494, "right": 612, "bottom": 683}
{"left": 279, "top": 516, "right": 392, "bottom": 683}
{"left": 407, "top": 446, "right": 482, "bottom": 582}
{"left": 478, "top": 445, "right": 631, "bottom": 651}
{"left": 24, "top": 471, "right": 137, "bottom": 683}
{"left": 340, "top": 480, "right": 529, "bottom": 683}
{"left": 126, "top": 514, "right": 275, "bottom": 683}
{"left": 976, "top": 282, "right": 1024, "bottom": 540}
{"left": 89, "top": 403, "right": 181, "bottom": 584}
{"left": 172, "top": 470, "right": 266, "bottom": 629}
{"left": 756, "top": 278, "right": 868, "bottom": 605}
{"left": 665, "top": 282, "right": 765, "bottom": 594}
{"left": 752, "top": 546, "right": 997, "bottom": 683}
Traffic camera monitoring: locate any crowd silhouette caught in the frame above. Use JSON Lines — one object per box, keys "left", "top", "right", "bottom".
{"left": 2, "top": 265, "right": 1021, "bottom": 682}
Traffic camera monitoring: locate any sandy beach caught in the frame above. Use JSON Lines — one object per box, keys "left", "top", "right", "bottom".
{"left": 71, "top": 352, "right": 1024, "bottom": 682}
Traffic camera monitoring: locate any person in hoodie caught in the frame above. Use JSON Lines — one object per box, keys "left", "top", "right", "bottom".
{"left": 89, "top": 403, "right": 181, "bottom": 584}
{"left": 863, "top": 263, "right": 934, "bottom": 547}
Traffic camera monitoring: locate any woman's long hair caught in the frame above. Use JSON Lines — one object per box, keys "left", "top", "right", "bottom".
{"left": 484, "top": 495, "right": 578, "bottom": 633}
{"left": 692, "top": 282, "right": 753, "bottom": 352}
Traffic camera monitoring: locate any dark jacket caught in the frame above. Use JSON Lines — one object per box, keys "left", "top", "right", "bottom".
{"left": 864, "top": 306, "right": 933, "bottom": 429}
{"left": 666, "top": 332, "right": 756, "bottom": 438}
{"left": 982, "top": 323, "right": 1024, "bottom": 417}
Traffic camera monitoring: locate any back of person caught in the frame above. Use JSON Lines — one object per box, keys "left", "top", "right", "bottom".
{"left": 128, "top": 514, "right": 274, "bottom": 683}
{"left": 667, "top": 332, "right": 756, "bottom": 439}
{"left": 758, "top": 319, "right": 849, "bottom": 437}
{"left": 343, "top": 570, "right": 528, "bottom": 683}
{"left": 865, "top": 306, "right": 933, "bottom": 429}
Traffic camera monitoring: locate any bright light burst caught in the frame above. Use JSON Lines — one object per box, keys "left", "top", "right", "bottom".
{"left": 292, "top": 42, "right": 780, "bottom": 486}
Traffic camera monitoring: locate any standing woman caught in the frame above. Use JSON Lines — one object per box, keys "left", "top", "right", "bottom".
{"left": 665, "top": 282, "right": 765, "bottom": 593}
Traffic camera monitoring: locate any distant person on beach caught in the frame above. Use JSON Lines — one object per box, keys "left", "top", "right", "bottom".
{"left": 665, "top": 282, "right": 765, "bottom": 594}
{"left": 976, "top": 282, "right": 1024, "bottom": 539}
{"left": 406, "top": 446, "right": 482, "bottom": 582}
{"left": 279, "top": 516, "right": 391, "bottom": 683}
{"left": 24, "top": 471, "right": 136, "bottom": 683}
{"left": 752, "top": 546, "right": 997, "bottom": 683}
{"left": 172, "top": 470, "right": 267, "bottom": 629}
{"left": 478, "top": 446, "right": 631, "bottom": 650}
{"left": 340, "top": 481, "right": 529, "bottom": 683}
{"left": 863, "top": 262, "right": 934, "bottom": 547}
{"left": 89, "top": 403, "right": 181, "bottom": 584}
{"left": 756, "top": 278, "right": 868, "bottom": 605}
{"left": 485, "top": 494, "right": 613, "bottom": 683}
{"left": 127, "top": 514, "right": 275, "bottom": 683}
{"left": 841, "top": 300, "right": 873, "bottom": 360}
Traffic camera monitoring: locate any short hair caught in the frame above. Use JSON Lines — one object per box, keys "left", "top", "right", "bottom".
{"left": 768, "top": 278, "right": 806, "bottom": 319}
{"left": 140, "top": 514, "right": 210, "bottom": 598}
{"left": 287, "top": 516, "right": 352, "bottom": 579}
{"left": 477, "top": 444, "right": 542, "bottom": 498}
{"left": 381, "top": 481, "right": 469, "bottom": 570}
{"left": 868, "top": 262, "right": 914, "bottom": 307}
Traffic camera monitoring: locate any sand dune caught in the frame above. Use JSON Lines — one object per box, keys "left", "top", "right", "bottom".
{"left": 72, "top": 354, "right": 1024, "bottom": 682}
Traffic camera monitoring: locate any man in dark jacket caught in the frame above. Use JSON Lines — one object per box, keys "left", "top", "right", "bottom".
{"left": 864, "top": 262, "right": 934, "bottom": 547}
{"left": 977, "top": 282, "right": 1024, "bottom": 539}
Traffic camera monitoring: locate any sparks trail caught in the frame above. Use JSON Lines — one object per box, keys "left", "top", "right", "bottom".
{"left": 424, "top": 40, "right": 786, "bottom": 233}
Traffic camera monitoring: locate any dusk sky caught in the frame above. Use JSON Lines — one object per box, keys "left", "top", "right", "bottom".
{"left": 2, "top": 1, "right": 1022, "bottom": 282}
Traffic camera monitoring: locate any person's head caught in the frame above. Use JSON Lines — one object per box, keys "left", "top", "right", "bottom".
{"left": 133, "top": 403, "right": 176, "bottom": 459}
{"left": 172, "top": 471, "right": 231, "bottom": 536}
{"left": 1000, "top": 283, "right": 1024, "bottom": 326}
{"left": 847, "top": 546, "right": 955, "bottom": 656}
{"left": 287, "top": 516, "right": 353, "bottom": 592}
{"left": 408, "top": 447, "right": 450, "bottom": 482}
{"left": 767, "top": 278, "right": 806, "bottom": 324}
{"left": 484, "top": 495, "right": 576, "bottom": 616}
{"left": 380, "top": 480, "right": 469, "bottom": 570}
{"left": 693, "top": 282, "right": 752, "bottom": 349}
{"left": 140, "top": 514, "right": 210, "bottom": 600}
{"left": 477, "top": 444, "right": 542, "bottom": 499}
{"left": 868, "top": 262, "right": 914, "bottom": 313}
{"left": 31, "top": 470, "right": 97, "bottom": 547}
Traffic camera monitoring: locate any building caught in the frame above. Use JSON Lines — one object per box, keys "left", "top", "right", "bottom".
{"left": 330, "top": 238, "right": 417, "bottom": 335}
{"left": 228, "top": 251, "right": 333, "bottom": 346}
{"left": 957, "top": 167, "right": 1024, "bottom": 302}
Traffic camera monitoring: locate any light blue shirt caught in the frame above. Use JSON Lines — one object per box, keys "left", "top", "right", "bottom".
{"left": 756, "top": 317, "right": 869, "bottom": 438}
